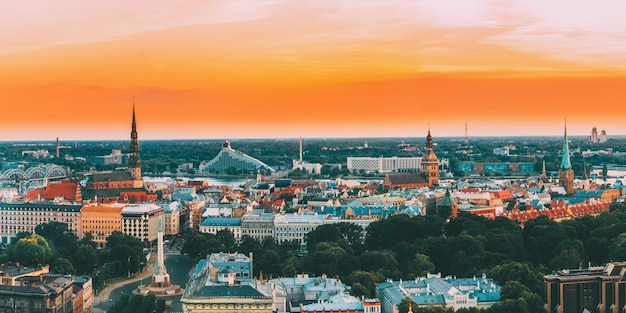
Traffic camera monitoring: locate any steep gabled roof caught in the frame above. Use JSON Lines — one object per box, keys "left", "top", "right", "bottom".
{"left": 45, "top": 182, "right": 80, "bottom": 201}
{"left": 90, "top": 171, "right": 133, "bottom": 182}
{"left": 386, "top": 173, "right": 428, "bottom": 185}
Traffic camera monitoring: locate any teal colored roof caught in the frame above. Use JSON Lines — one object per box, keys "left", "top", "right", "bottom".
{"left": 438, "top": 189, "right": 454, "bottom": 207}
{"left": 573, "top": 190, "right": 603, "bottom": 198}
{"left": 201, "top": 217, "right": 242, "bottom": 227}
{"left": 192, "top": 285, "right": 268, "bottom": 298}
{"left": 561, "top": 123, "right": 572, "bottom": 170}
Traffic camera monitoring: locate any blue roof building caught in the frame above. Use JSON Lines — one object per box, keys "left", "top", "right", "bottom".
{"left": 199, "top": 217, "right": 242, "bottom": 241}
{"left": 182, "top": 252, "right": 273, "bottom": 313}
{"left": 376, "top": 273, "right": 500, "bottom": 313}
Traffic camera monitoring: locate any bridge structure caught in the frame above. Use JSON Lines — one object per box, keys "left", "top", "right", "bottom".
{"left": 0, "top": 164, "right": 68, "bottom": 181}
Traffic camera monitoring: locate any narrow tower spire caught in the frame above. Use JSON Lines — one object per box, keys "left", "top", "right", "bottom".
{"left": 128, "top": 99, "right": 142, "bottom": 186}
{"left": 542, "top": 160, "right": 547, "bottom": 179}
{"left": 560, "top": 120, "right": 572, "bottom": 170}
{"left": 558, "top": 119, "right": 575, "bottom": 194}
{"left": 421, "top": 126, "right": 438, "bottom": 186}
{"left": 299, "top": 137, "right": 303, "bottom": 162}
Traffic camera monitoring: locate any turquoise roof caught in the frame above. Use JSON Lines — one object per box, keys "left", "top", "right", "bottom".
{"left": 561, "top": 122, "right": 572, "bottom": 170}
{"left": 377, "top": 276, "right": 501, "bottom": 307}
{"left": 201, "top": 217, "right": 242, "bottom": 227}
{"left": 193, "top": 285, "right": 268, "bottom": 298}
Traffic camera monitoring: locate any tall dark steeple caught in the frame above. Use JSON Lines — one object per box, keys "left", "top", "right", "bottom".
{"left": 128, "top": 100, "right": 142, "bottom": 187}
{"left": 558, "top": 120, "right": 574, "bottom": 194}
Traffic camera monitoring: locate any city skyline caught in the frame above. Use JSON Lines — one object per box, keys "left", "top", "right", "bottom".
{"left": 1, "top": 1, "right": 625, "bottom": 141}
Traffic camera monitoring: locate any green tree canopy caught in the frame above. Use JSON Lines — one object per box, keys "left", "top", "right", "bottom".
{"left": 11, "top": 234, "right": 53, "bottom": 267}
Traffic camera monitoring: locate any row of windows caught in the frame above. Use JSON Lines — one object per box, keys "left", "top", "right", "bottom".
{"left": 275, "top": 226, "right": 317, "bottom": 232}
{"left": 275, "top": 232, "right": 309, "bottom": 238}
{"left": 0, "top": 211, "right": 79, "bottom": 216}
{"left": 187, "top": 303, "right": 270, "bottom": 309}
{"left": 242, "top": 230, "right": 273, "bottom": 234}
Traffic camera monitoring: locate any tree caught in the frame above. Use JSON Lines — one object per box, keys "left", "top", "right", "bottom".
{"left": 181, "top": 233, "right": 220, "bottom": 260}
{"left": 216, "top": 229, "right": 236, "bottom": 252}
{"left": 74, "top": 244, "right": 98, "bottom": 274}
{"left": 306, "top": 223, "right": 364, "bottom": 254}
{"left": 344, "top": 270, "right": 384, "bottom": 298}
{"left": 500, "top": 281, "right": 545, "bottom": 313}
{"left": 51, "top": 257, "right": 76, "bottom": 275}
{"left": 489, "top": 262, "right": 544, "bottom": 295}
{"left": 257, "top": 249, "right": 282, "bottom": 278}
{"left": 35, "top": 221, "right": 79, "bottom": 259}
{"left": 305, "top": 242, "right": 348, "bottom": 276}
{"left": 358, "top": 250, "right": 399, "bottom": 278}
{"left": 11, "top": 234, "right": 53, "bottom": 267}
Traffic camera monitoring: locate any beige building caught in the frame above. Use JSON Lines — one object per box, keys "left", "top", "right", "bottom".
{"left": 0, "top": 203, "right": 82, "bottom": 244}
{"left": 0, "top": 264, "right": 50, "bottom": 286}
{"left": 161, "top": 201, "right": 182, "bottom": 236}
{"left": 0, "top": 274, "right": 92, "bottom": 313}
{"left": 81, "top": 203, "right": 125, "bottom": 247}
{"left": 241, "top": 213, "right": 275, "bottom": 242}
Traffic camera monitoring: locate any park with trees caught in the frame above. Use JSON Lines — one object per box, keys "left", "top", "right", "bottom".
{"left": 181, "top": 202, "right": 626, "bottom": 313}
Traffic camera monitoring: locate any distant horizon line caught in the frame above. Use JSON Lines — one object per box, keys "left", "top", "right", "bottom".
{"left": 2, "top": 134, "right": 626, "bottom": 143}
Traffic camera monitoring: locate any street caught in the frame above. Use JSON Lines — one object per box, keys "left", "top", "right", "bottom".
{"left": 93, "top": 252, "right": 195, "bottom": 312}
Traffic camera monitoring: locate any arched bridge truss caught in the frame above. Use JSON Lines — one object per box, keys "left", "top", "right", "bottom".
{"left": 0, "top": 164, "right": 68, "bottom": 180}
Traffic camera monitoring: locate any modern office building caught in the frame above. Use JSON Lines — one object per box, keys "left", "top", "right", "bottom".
{"left": 544, "top": 262, "right": 626, "bottom": 313}
{"left": 121, "top": 203, "right": 164, "bottom": 243}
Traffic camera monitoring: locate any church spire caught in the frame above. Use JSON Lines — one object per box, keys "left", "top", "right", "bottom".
{"left": 560, "top": 120, "right": 571, "bottom": 170}
{"left": 128, "top": 99, "right": 142, "bottom": 185}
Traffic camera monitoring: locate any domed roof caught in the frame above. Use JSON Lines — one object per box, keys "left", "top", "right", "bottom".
{"left": 422, "top": 149, "right": 437, "bottom": 162}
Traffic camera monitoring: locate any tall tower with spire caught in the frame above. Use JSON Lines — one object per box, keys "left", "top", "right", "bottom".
{"left": 558, "top": 120, "right": 574, "bottom": 194}
{"left": 128, "top": 101, "right": 143, "bottom": 188}
{"left": 421, "top": 127, "right": 439, "bottom": 187}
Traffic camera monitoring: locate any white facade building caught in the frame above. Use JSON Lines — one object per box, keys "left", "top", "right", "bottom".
{"left": 0, "top": 203, "right": 82, "bottom": 244}
{"left": 121, "top": 203, "right": 164, "bottom": 243}
{"left": 347, "top": 157, "right": 423, "bottom": 174}
{"left": 274, "top": 213, "right": 325, "bottom": 244}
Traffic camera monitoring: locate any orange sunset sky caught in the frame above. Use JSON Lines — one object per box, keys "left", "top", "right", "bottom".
{"left": 1, "top": 0, "right": 625, "bottom": 141}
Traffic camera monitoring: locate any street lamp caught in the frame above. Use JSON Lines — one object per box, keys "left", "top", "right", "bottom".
{"left": 128, "top": 256, "right": 131, "bottom": 278}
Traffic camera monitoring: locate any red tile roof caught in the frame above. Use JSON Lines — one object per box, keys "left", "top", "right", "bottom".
{"left": 504, "top": 202, "right": 610, "bottom": 224}
{"left": 24, "top": 188, "right": 45, "bottom": 201}
{"left": 45, "top": 182, "right": 81, "bottom": 201}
